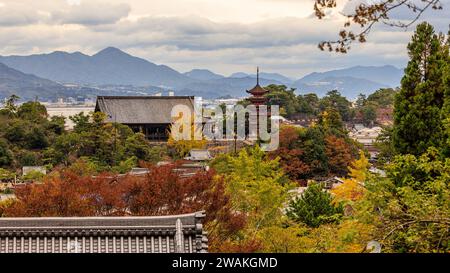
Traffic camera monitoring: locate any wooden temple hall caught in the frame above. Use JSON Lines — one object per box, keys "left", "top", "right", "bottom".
{"left": 95, "top": 96, "right": 195, "bottom": 141}
{"left": 0, "top": 212, "right": 208, "bottom": 253}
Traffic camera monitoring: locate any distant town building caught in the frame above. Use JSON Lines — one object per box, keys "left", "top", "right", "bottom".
{"left": 349, "top": 126, "right": 383, "bottom": 158}
{"left": 369, "top": 167, "right": 387, "bottom": 177}
{"left": 184, "top": 149, "right": 212, "bottom": 161}
{"left": 308, "top": 177, "right": 344, "bottom": 190}
{"left": 271, "top": 115, "right": 290, "bottom": 124}
{"left": 287, "top": 113, "right": 316, "bottom": 127}
{"left": 22, "top": 166, "right": 46, "bottom": 177}
{"left": 46, "top": 105, "right": 95, "bottom": 130}
{"left": 95, "top": 96, "right": 195, "bottom": 141}
{"left": 128, "top": 168, "right": 151, "bottom": 176}
{"left": 323, "top": 177, "right": 344, "bottom": 190}
{"left": 0, "top": 211, "right": 208, "bottom": 253}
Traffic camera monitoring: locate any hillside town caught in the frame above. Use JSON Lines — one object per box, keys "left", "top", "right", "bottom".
{"left": 0, "top": 77, "right": 394, "bottom": 197}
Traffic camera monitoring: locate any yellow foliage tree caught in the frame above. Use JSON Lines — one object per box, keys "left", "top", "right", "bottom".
{"left": 332, "top": 151, "right": 369, "bottom": 202}
{"left": 0, "top": 198, "right": 14, "bottom": 217}
{"left": 306, "top": 220, "right": 375, "bottom": 253}
{"left": 258, "top": 219, "right": 375, "bottom": 253}
{"left": 258, "top": 224, "right": 311, "bottom": 253}
{"left": 348, "top": 150, "right": 369, "bottom": 182}
{"left": 167, "top": 117, "right": 207, "bottom": 158}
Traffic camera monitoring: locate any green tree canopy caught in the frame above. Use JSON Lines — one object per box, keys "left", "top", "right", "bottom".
{"left": 265, "top": 84, "right": 299, "bottom": 118}
{"left": 287, "top": 182, "right": 343, "bottom": 228}
{"left": 367, "top": 88, "right": 397, "bottom": 108}
{"left": 393, "top": 22, "right": 449, "bottom": 156}
{"left": 319, "top": 90, "right": 353, "bottom": 121}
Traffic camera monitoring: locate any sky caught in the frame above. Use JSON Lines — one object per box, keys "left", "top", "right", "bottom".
{"left": 0, "top": 0, "right": 448, "bottom": 78}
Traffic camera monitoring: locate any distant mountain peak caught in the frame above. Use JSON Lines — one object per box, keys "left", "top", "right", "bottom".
{"left": 49, "top": 50, "right": 70, "bottom": 56}
{"left": 230, "top": 72, "right": 249, "bottom": 78}
{"left": 184, "top": 69, "right": 224, "bottom": 81}
{"left": 48, "top": 50, "right": 89, "bottom": 58}
{"left": 72, "top": 51, "right": 87, "bottom": 56}
{"left": 297, "top": 65, "right": 403, "bottom": 88}
{"left": 93, "top": 47, "right": 129, "bottom": 57}
{"left": 188, "top": 68, "right": 217, "bottom": 73}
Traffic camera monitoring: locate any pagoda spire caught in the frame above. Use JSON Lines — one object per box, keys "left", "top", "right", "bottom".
{"left": 257, "top": 66, "right": 259, "bottom": 85}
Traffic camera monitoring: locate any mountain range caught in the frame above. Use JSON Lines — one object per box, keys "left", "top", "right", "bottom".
{"left": 0, "top": 62, "right": 68, "bottom": 100}
{"left": 0, "top": 47, "right": 404, "bottom": 100}
{"left": 0, "top": 47, "right": 194, "bottom": 88}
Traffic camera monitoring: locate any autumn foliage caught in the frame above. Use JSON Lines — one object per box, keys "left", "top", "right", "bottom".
{"left": 325, "top": 135, "right": 355, "bottom": 177}
{"left": 270, "top": 125, "right": 358, "bottom": 185}
{"left": 331, "top": 151, "right": 369, "bottom": 203}
{"left": 3, "top": 163, "right": 245, "bottom": 252}
{"left": 272, "top": 126, "right": 311, "bottom": 182}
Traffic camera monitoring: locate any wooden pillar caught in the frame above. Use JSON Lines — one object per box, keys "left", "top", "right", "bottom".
{"left": 175, "top": 219, "right": 184, "bottom": 253}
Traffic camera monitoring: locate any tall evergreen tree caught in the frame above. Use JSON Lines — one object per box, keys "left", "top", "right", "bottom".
{"left": 393, "top": 22, "right": 449, "bottom": 155}
{"left": 287, "top": 183, "right": 343, "bottom": 228}
{"left": 441, "top": 29, "right": 450, "bottom": 156}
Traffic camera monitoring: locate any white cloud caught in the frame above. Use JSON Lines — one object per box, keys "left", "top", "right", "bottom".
{"left": 52, "top": 2, "right": 130, "bottom": 25}
{"left": 66, "top": 0, "right": 81, "bottom": 6}
{"left": 0, "top": 3, "right": 48, "bottom": 26}
{"left": 0, "top": 0, "right": 447, "bottom": 77}
{"left": 92, "top": 16, "right": 341, "bottom": 51}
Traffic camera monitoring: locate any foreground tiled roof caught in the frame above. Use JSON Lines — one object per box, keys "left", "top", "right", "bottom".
{"left": 0, "top": 211, "right": 207, "bottom": 253}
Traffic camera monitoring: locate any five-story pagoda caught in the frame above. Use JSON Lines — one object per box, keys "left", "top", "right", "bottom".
{"left": 246, "top": 67, "right": 270, "bottom": 140}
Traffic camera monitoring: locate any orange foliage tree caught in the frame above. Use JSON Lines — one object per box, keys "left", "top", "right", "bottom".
{"left": 270, "top": 125, "right": 359, "bottom": 184}
{"left": 270, "top": 126, "right": 311, "bottom": 184}
{"left": 325, "top": 135, "right": 356, "bottom": 177}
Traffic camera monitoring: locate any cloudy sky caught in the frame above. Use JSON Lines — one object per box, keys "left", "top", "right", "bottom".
{"left": 0, "top": 0, "right": 448, "bottom": 78}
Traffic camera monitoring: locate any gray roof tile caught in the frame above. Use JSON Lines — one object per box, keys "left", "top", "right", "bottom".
{"left": 95, "top": 96, "right": 195, "bottom": 124}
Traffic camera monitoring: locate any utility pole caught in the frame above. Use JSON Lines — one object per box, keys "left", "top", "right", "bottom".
{"left": 109, "top": 114, "right": 117, "bottom": 166}
{"left": 234, "top": 133, "right": 237, "bottom": 155}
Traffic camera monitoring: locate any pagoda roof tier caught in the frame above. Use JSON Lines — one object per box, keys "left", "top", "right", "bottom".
{"left": 246, "top": 84, "right": 268, "bottom": 96}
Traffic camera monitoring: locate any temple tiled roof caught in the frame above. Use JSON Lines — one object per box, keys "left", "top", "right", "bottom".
{"left": 95, "top": 96, "right": 195, "bottom": 124}
{"left": 0, "top": 211, "right": 207, "bottom": 253}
